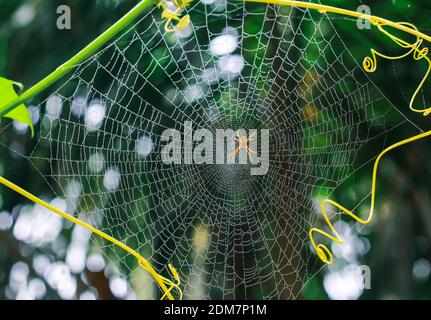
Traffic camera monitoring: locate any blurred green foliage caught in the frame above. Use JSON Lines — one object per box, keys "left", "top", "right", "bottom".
{"left": 1, "top": 0, "right": 431, "bottom": 300}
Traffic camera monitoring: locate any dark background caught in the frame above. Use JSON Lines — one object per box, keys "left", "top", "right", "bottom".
{"left": 1, "top": 0, "right": 431, "bottom": 300}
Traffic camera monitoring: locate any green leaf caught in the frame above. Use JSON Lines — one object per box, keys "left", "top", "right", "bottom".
{"left": 0, "top": 77, "right": 34, "bottom": 137}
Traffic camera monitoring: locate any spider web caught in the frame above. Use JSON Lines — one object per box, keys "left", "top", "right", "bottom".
{"left": 0, "top": 1, "right": 424, "bottom": 299}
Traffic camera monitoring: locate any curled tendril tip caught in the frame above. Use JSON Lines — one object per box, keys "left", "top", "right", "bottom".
{"left": 362, "top": 21, "right": 431, "bottom": 117}
{"left": 158, "top": 0, "right": 192, "bottom": 33}
{"left": 311, "top": 20, "right": 431, "bottom": 265}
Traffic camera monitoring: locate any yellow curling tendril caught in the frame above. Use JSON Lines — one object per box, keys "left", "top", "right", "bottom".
{"left": 310, "top": 21, "right": 431, "bottom": 264}
{"left": 0, "top": 0, "right": 196, "bottom": 301}
{"left": 158, "top": 0, "right": 191, "bottom": 33}
{"left": 0, "top": 176, "right": 182, "bottom": 300}
{"left": 251, "top": 0, "right": 431, "bottom": 266}
{"left": 363, "top": 21, "right": 431, "bottom": 116}
{"left": 309, "top": 130, "right": 431, "bottom": 264}
{"left": 2, "top": 0, "right": 431, "bottom": 290}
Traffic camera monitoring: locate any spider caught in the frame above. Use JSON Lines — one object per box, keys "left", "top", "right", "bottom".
{"left": 228, "top": 131, "right": 256, "bottom": 158}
